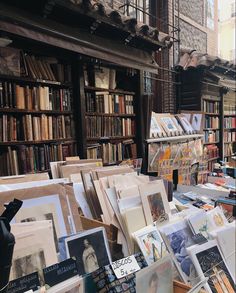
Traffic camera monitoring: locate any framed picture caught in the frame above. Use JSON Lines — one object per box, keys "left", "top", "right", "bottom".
{"left": 159, "top": 116, "right": 179, "bottom": 135}
{"left": 136, "top": 255, "right": 173, "bottom": 293}
{"left": 10, "top": 224, "right": 58, "bottom": 285}
{"left": 191, "top": 113, "right": 204, "bottom": 133}
{"left": 187, "top": 240, "right": 235, "bottom": 293}
{"left": 0, "top": 183, "right": 81, "bottom": 234}
{"left": 65, "top": 227, "right": 111, "bottom": 276}
{"left": 133, "top": 225, "right": 168, "bottom": 265}
{"left": 139, "top": 180, "right": 170, "bottom": 226}
{"left": 159, "top": 219, "right": 198, "bottom": 285}
{"left": 13, "top": 194, "right": 67, "bottom": 245}
{"left": 175, "top": 114, "right": 195, "bottom": 134}
{"left": 150, "top": 114, "right": 166, "bottom": 138}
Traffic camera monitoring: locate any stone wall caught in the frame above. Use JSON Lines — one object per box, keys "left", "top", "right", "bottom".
{"left": 178, "top": 18, "right": 207, "bottom": 53}
{"left": 176, "top": 0, "right": 204, "bottom": 25}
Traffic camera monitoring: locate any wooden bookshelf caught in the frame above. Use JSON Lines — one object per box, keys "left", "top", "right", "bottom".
{"left": 84, "top": 86, "right": 135, "bottom": 95}
{"left": 177, "top": 68, "right": 223, "bottom": 171}
{"left": 79, "top": 64, "right": 140, "bottom": 164}
{"left": 0, "top": 46, "right": 78, "bottom": 176}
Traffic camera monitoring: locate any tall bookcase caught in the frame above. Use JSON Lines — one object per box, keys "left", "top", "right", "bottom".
{"left": 177, "top": 68, "right": 223, "bottom": 171}
{"left": 0, "top": 46, "right": 78, "bottom": 176}
{"left": 77, "top": 62, "right": 141, "bottom": 166}
{"left": 222, "top": 90, "right": 236, "bottom": 162}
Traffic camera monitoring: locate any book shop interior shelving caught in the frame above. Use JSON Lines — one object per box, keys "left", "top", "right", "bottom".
{"left": 177, "top": 68, "right": 225, "bottom": 171}
{"left": 0, "top": 35, "right": 144, "bottom": 176}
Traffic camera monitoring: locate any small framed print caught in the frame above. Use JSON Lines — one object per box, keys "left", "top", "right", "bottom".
{"left": 133, "top": 225, "right": 168, "bottom": 265}
{"left": 65, "top": 227, "right": 111, "bottom": 276}
{"left": 139, "top": 180, "right": 170, "bottom": 226}
{"left": 175, "top": 114, "right": 195, "bottom": 134}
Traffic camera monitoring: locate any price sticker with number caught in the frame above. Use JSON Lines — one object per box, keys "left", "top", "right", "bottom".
{"left": 111, "top": 255, "right": 141, "bottom": 279}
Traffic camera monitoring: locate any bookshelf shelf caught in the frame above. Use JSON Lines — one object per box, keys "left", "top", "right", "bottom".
{"left": 84, "top": 86, "right": 135, "bottom": 95}
{"left": 207, "top": 156, "right": 219, "bottom": 162}
{"left": 0, "top": 108, "right": 73, "bottom": 115}
{"left": 0, "top": 138, "right": 76, "bottom": 146}
{"left": 203, "top": 128, "right": 220, "bottom": 130}
{"left": 87, "top": 136, "right": 135, "bottom": 141}
{"left": 224, "top": 128, "right": 236, "bottom": 130}
{"left": 0, "top": 74, "right": 72, "bottom": 87}
{"left": 224, "top": 114, "right": 236, "bottom": 117}
{"left": 224, "top": 141, "right": 234, "bottom": 144}
{"left": 202, "top": 96, "right": 221, "bottom": 102}
{"left": 205, "top": 112, "right": 220, "bottom": 116}
{"left": 85, "top": 112, "right": 136, "bottom": 117}
{"left": 203, "top": 141, "right": 220, "bottom": 145}
{"left": 146, "top": 134, "right": 204, "bottom": 143}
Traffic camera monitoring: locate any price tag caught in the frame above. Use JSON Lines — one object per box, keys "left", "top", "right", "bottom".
{"left": 111, "top": 255, "right": 140, "bottom": 279}
{"left": 6, "top": 272, "right": 40, "bottom": 293}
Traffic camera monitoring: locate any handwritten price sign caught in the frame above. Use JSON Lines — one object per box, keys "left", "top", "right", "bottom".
{"left": 111, "top": 255, "right": 141, "bottom": 279}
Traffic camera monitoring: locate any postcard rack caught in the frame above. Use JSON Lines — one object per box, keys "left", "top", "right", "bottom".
{"left": 145, "top": 134, "right": 207, "bottom": 185}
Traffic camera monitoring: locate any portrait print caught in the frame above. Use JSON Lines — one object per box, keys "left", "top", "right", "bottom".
{"left": 147, "top": 193, "right": 167, "bottom": 223}
{"left": 65, "top": 228, "right": 111, "bottom": 276}
{"left": 13, "top": 250, "right": 46, "bottom": 285}
{"left": 161, "top": 117, "right": 178, "bottom": 132}
{"left": 136, "top": 255, "right": 173, "bottom": 293}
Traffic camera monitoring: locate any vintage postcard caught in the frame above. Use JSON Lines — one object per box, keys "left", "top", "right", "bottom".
{"left": 206, "top": 206, "right": 229, "bottom": 230}
{"left": 136, "top": 255, "right": 173, "bottom": 293}
{"left": 139, "top": 180, "right": 170, "bottom": 226}
{"left": 133, "top": 225, "right": 168, "bottom": 265}
{"left": 187, "top": 240, "right": 235, "bottom": 293}
{"left": 65, "top": 227, "right": 111, "bottom": 276}
{"left": 159, "top": 219, "right": 198, "bottom": 284}
{"left": 13, "top": 194, "right": 67, "bottom": 241}
{"left": 187, "top": 210, "right": 213, "bottom": 240}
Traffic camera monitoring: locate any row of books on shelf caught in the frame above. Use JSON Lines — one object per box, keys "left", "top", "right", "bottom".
{"left": 86, "top": 116, "right": 135, "bottom": 138}
{"left": 204, "top": 116, "right": 219, "bottom": 128}
{"left": 224, "top": 144, "right": 233, "bottom": 157}
{"left": 87, "top": 140, "right": 137, "bottom": 164}
{"left": 85, "top": 92, "right": 134, "bottom": 114}
{"left": 224, "top": 117, "right": 236, "bottom": 128}
{"left": 224, "top": 131, "right": 236, "bottom": 142}
{"left": 0, "top": 143, "right": 76, "bottom": 175}
{"left": 0, "top": 47, "right": 72, "bottom": 82}
{"left": 203, "top": 100, "right": 220, "bottom": 113}
{"left": 203, "top": 144, "right": 219, "bottom": 160}
{"left": 0, "top": 82, "right": 72, "bottom": 111}
{"left": 224, "top": 105, "right": 236, "bottom": 115}
{"left": 204, "top": 130, "right": 219, "bottom": 143}
{"left": 0, "top": 114, "right": 74, "bottom": 142}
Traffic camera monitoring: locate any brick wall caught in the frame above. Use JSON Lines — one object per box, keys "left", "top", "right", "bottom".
{"left": 177, "top": 0, "right": 204, "bottom": 25}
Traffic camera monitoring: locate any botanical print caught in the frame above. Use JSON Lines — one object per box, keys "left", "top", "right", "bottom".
{"left": 196, "top": 245, "right": 235, "bottom": 293}
{"left": 147, "top": 193, "right": 168, "bottom": 224}
{"left": 65, "top": 228, "right": 111, "bottom": 276}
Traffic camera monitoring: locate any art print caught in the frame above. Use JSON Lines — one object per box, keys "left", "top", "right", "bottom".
{"left": 191, "top": 114, "right": 203, "bottom": 132}
{"left": 147, "top": 192, "right": 168, "bottom": 224}
{"left": 65, "top": 228, "right": 111, "bottom": 276}
{"left": 136, "top": 255, "right": 173, "bottom": 293}
{"left": 188, "top": 241, "right": 235, "bottom": 293}
{"left": 160, "top": 117, "right": 178, "bottom": 132}
{"left": 139, "top": 180, "right": 170, "bottom": 226}
{"left": 13, "top": 194, "right": 67, "bottom": 242}
{"left": 160, "top": 220, "right": 198, "bottom": 284}
{"left": 134, "top": 225, "right": 168, "bottom": 265}
{"left": 179, "top": 116, "right": 195, "bottom": 134}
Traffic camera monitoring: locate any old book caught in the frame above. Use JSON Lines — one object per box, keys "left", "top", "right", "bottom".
{"left": 15, "top": 85, "right": 25, "bottom": 109}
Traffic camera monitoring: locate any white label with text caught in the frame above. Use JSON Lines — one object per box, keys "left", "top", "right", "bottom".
{"left": 111, "top": 255, "right": 140, "bottom": 279}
